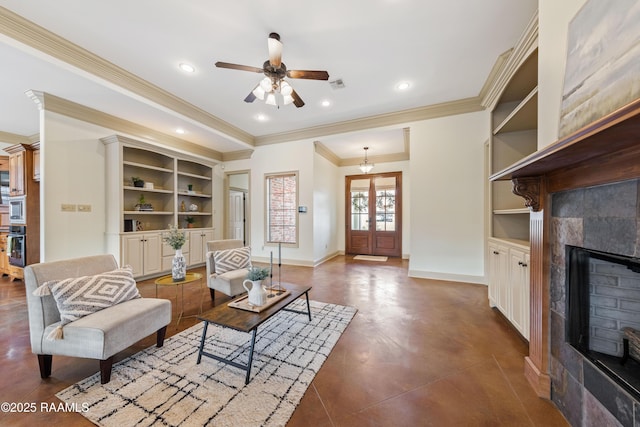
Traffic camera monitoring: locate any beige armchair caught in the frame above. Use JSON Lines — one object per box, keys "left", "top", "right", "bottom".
{"left": 206, "top": 239, "right": 251, "bottom": 302}
{"left": 24, "top": 254, "right": 172, "bottom": 384}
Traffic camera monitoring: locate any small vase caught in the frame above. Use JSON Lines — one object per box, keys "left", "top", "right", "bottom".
{"left": 172, "top": 248, "right": 186, "bottom": 282}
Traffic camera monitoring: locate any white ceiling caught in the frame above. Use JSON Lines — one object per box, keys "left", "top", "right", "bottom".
{"left": 0, "top": 0, "right": 537, "bottom": 160}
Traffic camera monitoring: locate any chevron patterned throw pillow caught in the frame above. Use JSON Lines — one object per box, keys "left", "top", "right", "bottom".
{"left": 213, "top": 247, "right": 251, "bottom": 274}
{"left": 33, "top": 266, "right": 140, "bottom": 340}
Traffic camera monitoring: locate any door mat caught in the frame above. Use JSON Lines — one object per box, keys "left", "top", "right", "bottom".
{"left": 354, "top": 255, "right": 388, "bottom": 262}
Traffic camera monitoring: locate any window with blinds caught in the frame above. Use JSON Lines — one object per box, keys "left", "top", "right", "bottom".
{"left": 265, "top": 172, "right": 298, "bottom": 244}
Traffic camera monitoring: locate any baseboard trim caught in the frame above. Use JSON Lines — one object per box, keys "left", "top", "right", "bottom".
{"left": 408, "top": 269, "right": 486, "bottom": 285}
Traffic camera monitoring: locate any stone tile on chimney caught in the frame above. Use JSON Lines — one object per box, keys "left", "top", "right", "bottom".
{"left": 584, "top": 179, "right": 638, "bottom": 219}
{"left": 553, "top": 188, "right": 585, "bottom": 218}
{"left": 584, "top": 217, "right": 637, "bottom": 257}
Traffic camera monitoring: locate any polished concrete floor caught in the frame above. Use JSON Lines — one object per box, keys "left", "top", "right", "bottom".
{"left": 0, "top": 256, "right": 569, "bottom": 426}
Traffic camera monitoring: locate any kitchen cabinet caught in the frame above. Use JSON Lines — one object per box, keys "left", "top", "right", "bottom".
{"left": 32, "top": 142, "right": 40, "bottom": 181}
{"left": 0, "top": 234, "right": 8, "bottom": 276}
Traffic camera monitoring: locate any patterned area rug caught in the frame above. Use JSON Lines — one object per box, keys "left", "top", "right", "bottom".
{"left": 57, "top": 300, "right": 357, "bottom": 427}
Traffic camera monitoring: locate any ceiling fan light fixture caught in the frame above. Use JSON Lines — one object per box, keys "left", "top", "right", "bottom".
{"left": 260, "top": 77, "right": 273, "bottom": 92}
{"left": 265, "top": 93, "right": 277, "bottom": 106}
{"left": 359, "top": 147, "right": 374, "bottom": 174}
{"left": 253, "top": 85, "right": 266, "bottom": 100}
{"left": 283, "top": 94, "right": 294, "bottom": 105}
{"left": 280, "top": 81, "right": 293, "bottom": 96}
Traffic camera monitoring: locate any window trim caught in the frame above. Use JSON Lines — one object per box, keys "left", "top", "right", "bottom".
{"left": 264, "top": 171, "right": 299, "bottom": 248}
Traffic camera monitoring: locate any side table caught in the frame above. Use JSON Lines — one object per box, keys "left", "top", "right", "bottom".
{"left": 155, "top": 272, "right": 203, "bottom": 324}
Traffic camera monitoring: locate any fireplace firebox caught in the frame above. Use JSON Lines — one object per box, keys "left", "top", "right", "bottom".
{"left": 565, "top": 245, "right": 640, "bottom": 400}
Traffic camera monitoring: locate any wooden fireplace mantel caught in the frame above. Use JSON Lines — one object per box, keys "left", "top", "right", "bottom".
{"left": 490, "top": 98, "right": 640, "bottom": 398}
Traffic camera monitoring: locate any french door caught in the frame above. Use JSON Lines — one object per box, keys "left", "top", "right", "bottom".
{"left": 345, "top": 172, "right": 402, "bottom": 257}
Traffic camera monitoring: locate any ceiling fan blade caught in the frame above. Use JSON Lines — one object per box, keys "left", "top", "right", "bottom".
{"left": 291, "top": 89, "right": 305, "bottom": 108}
{"left": 268, "top": 33, "right": 282, "bottom": 68}
{"left": 215, "top": 61, "right": 263, "bottom": 73}
{"left": 244, "top": 90, "right": 257, "bottom": 103}
{"left": 286, "top": 69, "right": 330, "bottom": 80}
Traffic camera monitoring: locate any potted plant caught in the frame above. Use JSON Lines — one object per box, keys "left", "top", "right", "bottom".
{"left": 185, "top": 216, "right": 195, "bottom": 228}
{"left": 135, "top": 194, "right": 153, "bottom": 211}
{"left": 243, "top": 267, "right": 271, "bottom": 306}
{"left": 132, "top": 176, "right": 144, "bottom": 187}
{"left": 246, "top": 266, "right": 270, "bottom": 281}
{"left": 163, "top": 224, "right": 186, "bottom": 281}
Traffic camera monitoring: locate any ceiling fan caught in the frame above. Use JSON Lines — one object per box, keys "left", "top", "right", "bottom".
{"left": 215, "top": 33, "right": 330, "bottom": 108}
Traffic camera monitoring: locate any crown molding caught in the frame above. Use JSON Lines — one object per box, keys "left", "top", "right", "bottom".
{"left": 255, "top": 96, "right": 483, "bottom": 146}
{"left": 339, "top": 151, "right": 410, "bottom": 167}
{"left": 222, "top": 149, "right": 254, "bottom": 162}
{"left": 0, "top": 130, "right": 31, "bottom": 145}
{"left": 481, "top": 9, "right": 539, "bottom": 109}
{"left": 314, "top": 126, "right": 411, "bottom": 167}
{"left": 313, "top": 141, "right": 341, "bottom": 166}
{"left": 26, "top": 90, "right": 223, "bottom": 161}
{"left": 0, "top": 6, "right": 254, "bottom": 147}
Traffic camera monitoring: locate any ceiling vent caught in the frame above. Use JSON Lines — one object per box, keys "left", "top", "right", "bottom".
{"left": 329, "top": 79, "right": 345, "bottom": 90}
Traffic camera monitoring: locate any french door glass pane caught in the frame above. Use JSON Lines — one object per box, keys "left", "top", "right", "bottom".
{"left": 350, "top": 191, "right": 369, "bottom": 230}
{"left": 375, "top": 176, "right": 396, "bottom": 231}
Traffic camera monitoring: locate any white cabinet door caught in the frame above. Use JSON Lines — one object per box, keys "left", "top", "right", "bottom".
{"left": 122, "top": 234, "right": 144, "bottom": 276}
{"left": 489, "top": 241, "right": 509, "bottom": 315}
{"left": 509, "top": 248, "right": 530, "bottom": 340}
{"left": 143, "top": 233, "right": 162, "bottom": 276}
{"left": 122, "top": 232, "right": 162, "bottom": 277}
{"left": 188, "top": 229, "right": 215, "bottom": 265}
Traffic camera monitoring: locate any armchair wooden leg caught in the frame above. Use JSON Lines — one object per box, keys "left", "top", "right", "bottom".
{"left": 157, "top": 326, "right": 167, "bottom": 347}
{"left": 37, "top": 354, "right": 52, "bottom": 379}
{"left": 100, "top": 356, "right": 114, "bottom": 384}
{"left": 209, "top": 288, "right": 215, "bottom": 302}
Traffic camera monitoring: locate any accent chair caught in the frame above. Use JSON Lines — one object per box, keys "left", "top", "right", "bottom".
{"left": 24, "top": 254, "right": 172, "bottom": 384}
{"left": 205, "top": 239, "right": 251, "bottom": 302}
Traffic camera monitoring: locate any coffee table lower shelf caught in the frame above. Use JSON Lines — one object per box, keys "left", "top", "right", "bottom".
{"left": 195, "top": 283, "right": 312, "bottom": 384}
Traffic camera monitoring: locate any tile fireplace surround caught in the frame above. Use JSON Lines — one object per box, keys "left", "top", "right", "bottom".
{"left": 551, "top": 180, "right": 640, "bottom": 426}
{"left": 490, "top": 98, "right": 640, "bottom": 426}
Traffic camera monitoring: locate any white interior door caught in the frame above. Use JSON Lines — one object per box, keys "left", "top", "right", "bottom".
{"left": 227, "top": 190, "right": 245, "bottom": 242}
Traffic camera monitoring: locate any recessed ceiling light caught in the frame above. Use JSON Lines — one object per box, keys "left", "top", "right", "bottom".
{"left": 175, "top": 128, "right": 185, "bottom": 134}
{"left": 321, "top": 100, "right": 331, "bottom": 107}
{"left": 396, "top": 81, "right": 411, "bottom": 91}
{"left": 179, "top": 63, "right": 195, "bottom": 73}
{"left": 256, "top": 114, "right": 268, "bottom": 122}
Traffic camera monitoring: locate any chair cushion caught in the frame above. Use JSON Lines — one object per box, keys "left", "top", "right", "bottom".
{"left": 213, "top": 246, "right": 251, "bottom": 274}
{"left": 33, "top": 266, "right": 140, "bottom": 340}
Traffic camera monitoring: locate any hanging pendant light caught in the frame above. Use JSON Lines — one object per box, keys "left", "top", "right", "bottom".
{"left": 359, "top": 147, "right": 374, "bottom": 174}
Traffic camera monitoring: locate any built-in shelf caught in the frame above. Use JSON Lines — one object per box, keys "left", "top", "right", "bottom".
{"left": 123, "top": 160, "right": 173, "bottom": 174}
{"left": 177, "top": 171, "right": 212, "bottom": 180}
{"left": 177, "top": 191, "right": 212, "bottom": 198}
{"left": 124, "top": 186, "right": 173, "bottom": 194}
{"left": 493, "top": 208, "right": 530, "bottom": 215}
{"left": 493, "top": 87, "right": 538, "bottom": 134}
{"left": 124, "top": 211, "right": 173, "bottom": 215}
{"left": 178, "top": 212, "right": 210, "bottom": 216}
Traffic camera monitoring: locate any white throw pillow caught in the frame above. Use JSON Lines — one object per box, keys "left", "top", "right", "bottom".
{"left": 33, "top": 266, "right": 140, "bottom": 340}
{"left": 213, "top": 247, "right": 251, "bottom": 274}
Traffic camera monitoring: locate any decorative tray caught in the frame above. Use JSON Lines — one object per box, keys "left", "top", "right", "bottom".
{"left": 228, "top": 288, "right": 291, "bottom": 313}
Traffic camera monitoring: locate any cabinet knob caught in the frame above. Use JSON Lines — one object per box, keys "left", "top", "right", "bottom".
{"left": 518, "top": 261, "right": 528, "bottom": 267}
{"left": 493, "top": 251, "right": 499, "bottom": 255}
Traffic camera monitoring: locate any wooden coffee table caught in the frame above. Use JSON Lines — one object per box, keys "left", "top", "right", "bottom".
{"left": 196, "top": 282, "right": 312, "bottom": 384}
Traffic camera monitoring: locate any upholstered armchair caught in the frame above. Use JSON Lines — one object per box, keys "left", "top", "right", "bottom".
{"left": 205, "top": 239, "right": 251, "bottom": 302}
{"left": 24, "top": 254, "right": 172, "bottom": 384}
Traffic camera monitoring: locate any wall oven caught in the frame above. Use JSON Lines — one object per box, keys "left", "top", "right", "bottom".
{"left": 8, "top": 225, "right": 26, "bottom": 267}
{"left": 9, "top": 196, "right": 26, "bottom": 225}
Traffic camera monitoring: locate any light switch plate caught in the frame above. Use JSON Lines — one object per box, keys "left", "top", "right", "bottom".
{"left": 78, "top": 204, "right": 92, "bottom": 212}
{"left": 61, "top": 204, "right": 76, "bottom": 212}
